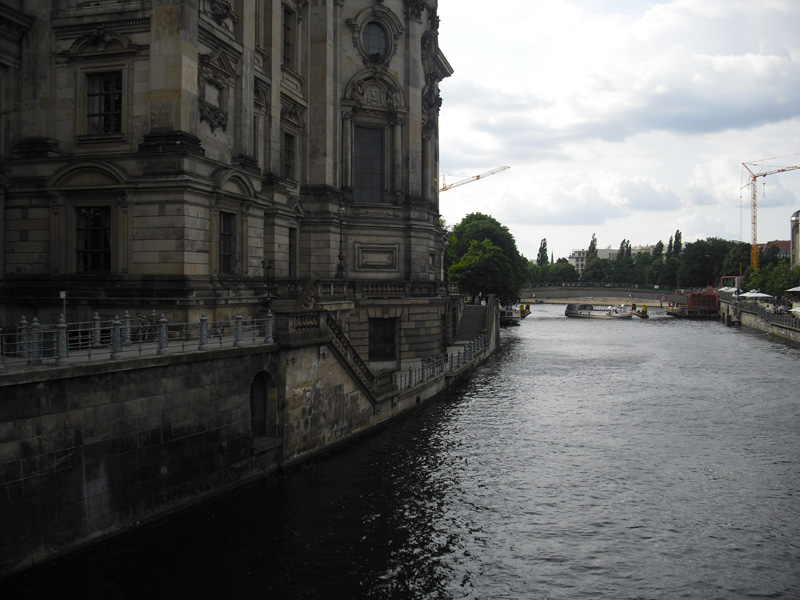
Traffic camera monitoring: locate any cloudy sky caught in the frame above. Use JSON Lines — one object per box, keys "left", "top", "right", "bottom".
{"left": 436, "top": 0, "right": 800, "bottom": 262}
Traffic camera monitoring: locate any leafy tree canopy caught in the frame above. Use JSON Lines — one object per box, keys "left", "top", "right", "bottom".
{"left": 587, "top": 233, "right": 598, "bottom": 259}
{"left": 448, "top": 213, "right": 527, "bottom": 303}
{"left": 449, "top": 239, "right": 518, "bottom": 304}
{"left": 537, "top": 238, "right": 549, "bottom": 266}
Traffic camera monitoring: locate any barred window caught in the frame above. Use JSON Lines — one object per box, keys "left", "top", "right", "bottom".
{"left": 219, "top": 211, "right": 236, "bottom": 274}
{"left": 86, "top": 71, "right": 122, "bottom": 135}
{"left": 76, "top": 206, "right": 111, "bottom": 273}
{"left": 369, "top": 318, "right": 396, "bottom": 360}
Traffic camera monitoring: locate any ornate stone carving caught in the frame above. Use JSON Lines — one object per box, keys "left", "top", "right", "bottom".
{"left": 209, "top": 0, "right": 234, "bottom": 25}
{"left": 198, "top": 48, "right": 237, "bottom": 133}
{"left": 404, "top": 0, "right": 425, "bottom": 21}
{"left": 200, "top": 102, "right": 228, "bottom": 132}
{"left": 254, "top": 78, "right": 270, "bottom": 109}
{"left": 345, "top": 71, "right": 403, "bottom": 115}
{"left": 66, "top": 27, "right": 139, "bottom": 57}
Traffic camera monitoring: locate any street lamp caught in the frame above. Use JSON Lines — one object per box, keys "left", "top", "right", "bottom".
{"left": 336, "top": 202, "right": 346, "bottom": 278}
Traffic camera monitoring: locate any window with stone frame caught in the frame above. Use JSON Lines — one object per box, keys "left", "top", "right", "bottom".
{"left": 86, "top": 71, "right": 123, "bottom": 135}
{"left": 75, "top": 206, "right": 112, "bottom": 273}
{"left": 282, "top": 4, "right": 297, "bottom": 70}
{"left": 354, "top": 126, "right": 384, "bottom": 203}
{"left": 369, "top": 317, "right": 396, "bottom": 360}
{"left": 288, "top": 227, "right": 297, "bottom": 278}
{"left": 362, "top": 22, "right": 388, "bottom": 60}
{"left": 282, "top": 131, "right": 296, "bottom": 180}
{"left": 219, "top": 211, "right": 236, "bottom": 274}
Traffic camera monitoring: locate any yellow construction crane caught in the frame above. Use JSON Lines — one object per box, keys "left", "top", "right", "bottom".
{"left": 439, "top": 166, "right": 509, "bottom": 192}
{"left": 743, "top": 157, "right": 800, "bottom": 270}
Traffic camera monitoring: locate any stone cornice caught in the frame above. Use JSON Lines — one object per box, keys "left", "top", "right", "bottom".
{"left": 53, "top": 18, "right": 150, "bottom": 39}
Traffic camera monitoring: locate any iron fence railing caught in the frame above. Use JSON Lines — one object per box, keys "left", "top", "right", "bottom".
{"left": 0, "top": 310, "right": 276, "bottom": 373}
{"left": 720, "top": 295, "right": 800, "bottom": 331}
{"left": 1, "top": 311, "right": 490, "bottom": 394}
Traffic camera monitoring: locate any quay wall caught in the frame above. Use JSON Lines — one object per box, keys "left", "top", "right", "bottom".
{"left": 719, "top": 299, "right": 800, "bottom": 344}
{"left": 0, "top": 334, "right": 495, "bottom": 580}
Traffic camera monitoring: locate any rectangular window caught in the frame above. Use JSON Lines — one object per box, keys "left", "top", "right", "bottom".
{"left": 255, "top": 0, "right": 263, "bottom": 48}
{"left": 86, "top": 71, "right": 122, "bottom": 135}
{"left": 283, "top": 132, "right": 296, "bottom": 180}
{"left": 220, "top": 211, "right": 236, "bottom": 274}
{"left": 354, "top": 126, "right": 384, "bottom": 203}
{"left": 369, "top": 318, "right": 396, "bottom": 361}
{"left": 288, "top": 228, "right": 297, "bottom": 278}
{"left": 282, "top": 5, "right": 296, "bottom": 70}
{"left": 76, "top": 206, "right": 111, "bottom": 273}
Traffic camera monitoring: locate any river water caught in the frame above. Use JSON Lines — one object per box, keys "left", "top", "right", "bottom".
{"left": 4, "top": 303, "right": 800, "bottom": 599}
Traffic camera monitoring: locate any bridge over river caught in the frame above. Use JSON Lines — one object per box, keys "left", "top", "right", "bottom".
{"left": 520, "top": 285, "right": 691, "bottom": 305}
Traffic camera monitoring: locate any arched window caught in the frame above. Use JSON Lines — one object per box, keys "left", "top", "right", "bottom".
{"left": 362, "top": 22, "right": 387, "bottom": 58}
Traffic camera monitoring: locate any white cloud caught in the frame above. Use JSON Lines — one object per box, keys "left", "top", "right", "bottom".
{"left": 436, "top": 0, "right": 800, "bottom": 261}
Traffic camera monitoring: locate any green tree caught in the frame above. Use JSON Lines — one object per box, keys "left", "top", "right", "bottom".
{"left": 720, "top": 242, "right": 751, "bottom": 282}
{"left": 549, "top": 260, "right": 579, "bottom": 283}
{"left": 760, "top": 245, "right": 782, "bottom": 269}
{"left": 449, "top": 239, "right": 517, "bottom": 303}
{"left": 659, "top": 256, "right": 680, "bottom": 287}
{"left": 631, "top": 250, "right": 653, "bottom": 285}
{"left": 652, "top": 240, "right": 664, "bottom": 260}
{"left": 673, "top": 230, "right": 683, "bottom": 255}
{"left": 587, "top": 233, "right": 598, "bottom": 260}
{"left": 536, "top": 238, "right": 549, "bottom": 266}
{"left": 528, "top": 262, "right": 550, "bottom": 284}
{"left": 582, "top": 256, "right": 606, "bottom": 282}
{"left": 676, "top": 237, "right": 731, "bottom": 288}
{"left": 448, "top": 213, "right": 527, "bottom": 302}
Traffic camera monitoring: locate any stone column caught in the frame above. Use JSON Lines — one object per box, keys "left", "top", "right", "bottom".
{"left": 147, "top": 0, "right": 200, "bottom": 134}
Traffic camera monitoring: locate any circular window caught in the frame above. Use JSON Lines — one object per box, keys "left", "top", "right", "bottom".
{"left": 362, "top": 22, "right": 387, "bottom": 57}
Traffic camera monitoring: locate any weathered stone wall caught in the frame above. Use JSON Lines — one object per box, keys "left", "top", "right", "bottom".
{"left": 0, "top": 349, "right": 264, "bottom": 577}
{"left": 0, "top": 322, "right": 492, "bottom": 580}
{"left": 0, "top": 338, "right": 387, "bottom": 579}
{"left": 734, "top": 308, "right": 800, "bottom": 343}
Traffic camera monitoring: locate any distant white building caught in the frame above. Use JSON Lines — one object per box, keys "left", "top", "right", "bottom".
{"left": 568, "top": 248, "right": 618, "bottom": 277}
{"left": 568, "top": 244, "right": 657, "bottom": 277}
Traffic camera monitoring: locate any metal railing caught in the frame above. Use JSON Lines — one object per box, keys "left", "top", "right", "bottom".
{"left": 0, "top": 310, "right": 276, "bottom": 373}
{"left": 2, "top": 311, "right": 490, "bottom": 394}
{"left": 733, "top": 299, "right": 800, "bottom": 330}
{"left": 394, "top": 334, "right": 487, "bottom": 390}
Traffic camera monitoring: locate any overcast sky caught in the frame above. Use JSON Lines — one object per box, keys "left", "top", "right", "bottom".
{"left": 436, "top": 0, "right": 800, "bottom": 263}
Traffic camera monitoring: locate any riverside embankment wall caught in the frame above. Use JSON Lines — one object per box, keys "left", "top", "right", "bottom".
{"left": 0, "top": 331, "right": 495, "bottom": 580}
{"left": 719, "top": 299, "right": 800, "bottom": 344}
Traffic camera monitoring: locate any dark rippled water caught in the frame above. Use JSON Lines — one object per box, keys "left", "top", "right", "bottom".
{"left": 5, "top": 304, "right": 800, "bottom": 599}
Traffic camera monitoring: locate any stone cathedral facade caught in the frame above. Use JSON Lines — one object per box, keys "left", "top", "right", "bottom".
{"left": 0, "top": 0, "right": 457, "bottom": 369}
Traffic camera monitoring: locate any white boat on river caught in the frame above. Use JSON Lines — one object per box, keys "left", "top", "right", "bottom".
{"left": 564, "top": 303, "right": 633, "bottom": 319}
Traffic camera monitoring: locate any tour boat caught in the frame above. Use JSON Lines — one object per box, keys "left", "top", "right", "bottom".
{"left": 564, "top": 304, "right": 633, "bottom": 319}
{"left": 499, "top": 306, "right": 522, "bottom": 325}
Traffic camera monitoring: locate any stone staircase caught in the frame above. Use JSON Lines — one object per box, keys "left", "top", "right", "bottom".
{"left": 455, "top": 304, "right": 488, "bottom": 341}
